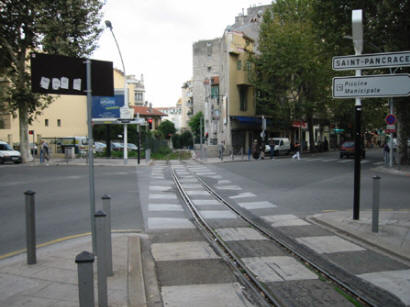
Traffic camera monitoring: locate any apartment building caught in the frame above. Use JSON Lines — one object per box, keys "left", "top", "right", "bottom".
{"left": 192, "top": 5, "right": 269, "bottom": 152}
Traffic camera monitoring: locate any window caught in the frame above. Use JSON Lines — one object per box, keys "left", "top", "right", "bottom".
{"left": 135, "top": 92, "right": 143, "bottom": 102}
{"left": 237, "top": 60, "right": 242, "bottom": 70}
{"left": 246, "top": 61, "right": 252, "bottom": 71}
{"left": 57, "top": 119, "right": 61, "bottom": 127}
{"left": 211, "top": 85, "right": 219, "bottom": 101}
{"left": 238, "top": 85, "right": 248, "bottom": 111}
{"left": 207, "top": 42, "right": 212, "bottom": 56}
{"left": 45, "top": 119, "right": 49, "bottom": 127}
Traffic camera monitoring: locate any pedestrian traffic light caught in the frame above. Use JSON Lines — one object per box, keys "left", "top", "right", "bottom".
{"left": 148, "top": 118, "right": 153, "bottom": 129}
{"left": 29, "top": 130, "right": 34, "bottom": 135}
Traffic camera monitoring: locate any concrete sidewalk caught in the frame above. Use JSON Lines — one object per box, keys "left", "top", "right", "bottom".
{"left": 309, "top": 210, "right": 410, "bottom": 264}
{"left": 0, "top": 232, "right": 146, "bottom": 307}
{"left": 27, "top": 157, "right": 152, "bottom": 167}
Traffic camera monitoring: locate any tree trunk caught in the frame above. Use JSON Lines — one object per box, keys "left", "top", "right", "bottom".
{"left": 396, "top": 101, "right": 409, "bottom": 165}
{"left": 19, "top": 106, "right": 32, "bottom": 163}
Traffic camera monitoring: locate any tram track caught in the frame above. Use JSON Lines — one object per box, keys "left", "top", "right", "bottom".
{"left": 171, "top": 162, "right": 404, "bottom": 307}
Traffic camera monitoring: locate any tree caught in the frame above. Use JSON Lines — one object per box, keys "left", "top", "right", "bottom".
{"left": 158, "top": 120, "right": 176, "bottom": 140}
{"left": 251, "top": 0, "right": 331, "bottom": 150}
{"left": 188, "top": 112, "right": 204, "bottom": 143}
{"left": 311, "top": 0, "right": 410, "bottom": 164}
{"left": 0, "top": 0, "right": 104, "bottom": 162}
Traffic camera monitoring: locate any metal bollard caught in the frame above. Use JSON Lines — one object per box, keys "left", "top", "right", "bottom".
{"left": 75, "top": 251, "right": 95, "bottom": 307}
{"left": 372, "top": 176, "right": 381, "bottom": 233}
{"left": 24, "top": 190, "right": 36, "bottom": 265}
{"left": 102, "top": 195, "right": 113, "bottom": 276}
{"left": 95, "top": 211, "right": 108, "bottom": 307}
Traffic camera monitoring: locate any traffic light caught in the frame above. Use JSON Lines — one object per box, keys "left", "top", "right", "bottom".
{"left": 148, "top": 118, "right": 153, "bottom": 129}
{"left": 29, "top": 130, "right": 34, "bottom": 135}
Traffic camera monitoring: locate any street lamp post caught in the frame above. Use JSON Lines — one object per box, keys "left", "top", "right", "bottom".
{"left": 105, "top": 20, "right": 129, "bottom": 164}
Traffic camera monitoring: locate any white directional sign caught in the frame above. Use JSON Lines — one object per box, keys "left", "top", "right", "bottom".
{"left": 332, "top": 51, "right": 410, "bottom": 70}
{"left": 333, "top": 74, "right": 410, "bottom": 99}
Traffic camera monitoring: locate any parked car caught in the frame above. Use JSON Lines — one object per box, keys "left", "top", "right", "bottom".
{"left": 340, "top": 141, "right": 365, "bottom": 159}
{"left": 0, "top": 141, "right": 22, "bottom": 164}
{"left": 265, "top": 137, "right": 291, "bottom": 156}
{"left": 94, "top": 142, "right": 107, "bottom": 153}
{"left": 125, "top": 143, "right": 138, "bottom": 151}
{"left": 111, "top": 142, "right": 124, "bottom": 151}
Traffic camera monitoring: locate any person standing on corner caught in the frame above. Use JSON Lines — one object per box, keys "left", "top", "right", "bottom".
{"left": 292, "top": 142, "right": 301, "bottom": 160}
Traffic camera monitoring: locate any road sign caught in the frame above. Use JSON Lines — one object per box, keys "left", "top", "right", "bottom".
{"left": 30, "top": 53, "right": 113, "bottom": 96}
{"left": 333, "top": 74, "right": 410, "bottom": 99}
{"left": 385, "top": 124, "right": 396, "bottom": 133}
{"left": 385, "top": 114, "right": 396, "bottom": 125}
{"left": 333, "top": 51, "right": 410, "bottom": 71}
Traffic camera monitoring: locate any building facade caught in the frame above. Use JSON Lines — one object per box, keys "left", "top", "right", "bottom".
{"left": 192, "top": 5, "right": 269, "bottom": 152}
{"left": 0, "top": 68, "right": 145, "bottom": 150}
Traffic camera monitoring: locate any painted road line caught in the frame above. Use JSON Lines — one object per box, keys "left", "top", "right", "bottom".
{"left": 295, "top": 235, "right": 365, "bottom": 254}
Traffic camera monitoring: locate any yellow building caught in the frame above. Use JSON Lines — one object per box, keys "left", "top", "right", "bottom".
{"left": 0, "top": 68, "right": 144, "bottom": 152}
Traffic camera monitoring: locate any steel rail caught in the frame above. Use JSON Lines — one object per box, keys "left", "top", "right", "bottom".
{"left": 172, "top": 168, "right": 280, "bottom": 307}
{"left": 194, "top": 174, "right": 386, "bottom": 307}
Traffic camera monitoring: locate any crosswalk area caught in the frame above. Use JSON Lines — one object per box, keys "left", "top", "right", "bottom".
{"left": 139, "top": 160, "right": 410, "bottom": 306}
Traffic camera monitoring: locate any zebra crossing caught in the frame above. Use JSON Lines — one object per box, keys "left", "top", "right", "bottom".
{"left": 141, "top": 160, "right": 410, "bottom": 306}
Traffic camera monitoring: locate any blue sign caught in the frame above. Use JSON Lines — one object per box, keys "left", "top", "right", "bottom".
{"left": 92, "top": 95, "right": 124, "bottom": 119}
{"left": 385, "top": 114, "right": 396, "bottom": 125}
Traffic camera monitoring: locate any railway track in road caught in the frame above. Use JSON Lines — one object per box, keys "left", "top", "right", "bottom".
{"left": 171, "top": 162, "right": 405, "bottom": 307}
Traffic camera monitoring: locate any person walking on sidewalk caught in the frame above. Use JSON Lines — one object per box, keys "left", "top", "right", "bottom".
{"left": 292, "top": 142, "right": 301, "bottom": 160}
{"left": 41, "top": 140, "right": 50, "bottom": 165}
{"left": 218, "top": 141, "right": 225, "bottom": 161}
{"left": 383, "top": 142, "right": 390, "bottom": 165}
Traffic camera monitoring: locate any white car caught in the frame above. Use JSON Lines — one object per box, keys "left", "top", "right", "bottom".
{"left": 0, "top": 141, "right": 22, "bottom": 164}
{"left": 265, "top": 138, "right": 291, "bottom": 155}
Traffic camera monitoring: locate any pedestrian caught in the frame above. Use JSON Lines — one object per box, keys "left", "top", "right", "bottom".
{"left": 252, "top": 140, "right": 259, "bottom": 160}
{"left": 383, "top": 142, "right": 390, "bottom": 165}
{"left": 41, "top": 140, "right": 50, "bottom": 165}
{"left": 269, "top": 139, "right": 275, "bottom": 159}
{"left": 218, "top": 141, "right": 225, "bottom": 161}
{"left": 259, "top": 142, "right": 265, "bottom": 159}
{"left": 292, "top": 142, "right": 301, "bottom": 160}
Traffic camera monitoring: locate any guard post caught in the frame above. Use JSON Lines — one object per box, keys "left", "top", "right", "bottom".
{"left": 24, "top": 190, "right": 36, "bottom": 265}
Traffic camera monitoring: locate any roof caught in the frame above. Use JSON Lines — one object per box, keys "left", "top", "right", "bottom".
{"left": 132, "top": 106, "right": 167, "bottom": 117}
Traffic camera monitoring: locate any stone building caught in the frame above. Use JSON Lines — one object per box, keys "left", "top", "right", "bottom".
{"left": 192, "top": 5, "right": 269, "bottom": 153}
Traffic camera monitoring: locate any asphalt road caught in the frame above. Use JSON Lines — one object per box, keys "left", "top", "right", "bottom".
{"left": 0, "top": 165, "right": 144, "bottom": 255}
{"left": 1, "top": 148, "right": 408, "bottom": 257}
{"left": 208, "top": 148, "right": 410, "bottom": 217}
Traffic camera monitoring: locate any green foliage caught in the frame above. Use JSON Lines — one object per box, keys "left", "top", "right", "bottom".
{"left": 158, "top": 120, "right": 176, "bottom": 139}
{"left": 251, "top": 0, "right": 331, "bottom": 149}
{"left": 188, "top": 112, "right": 203, "bottom": 142}
{"left": 171, "top": 134, "right": 181, "bottom": 149}
{"left": 180, "top": 130, "right": 194, "bottom": 148}
{"left": 311, "top": 0, "right": 410, "bottom": 163}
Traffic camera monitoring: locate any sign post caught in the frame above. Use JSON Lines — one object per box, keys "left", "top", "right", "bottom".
{"left": 30, "top": 53, "right": 114, "bottom": 254}
{"left": 352, "top": 9, "right": 363, "bottom": 221}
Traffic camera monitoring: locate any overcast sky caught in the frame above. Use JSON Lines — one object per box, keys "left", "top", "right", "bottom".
{"left": 92, "top": 0, "right": 272, "bottom": 108}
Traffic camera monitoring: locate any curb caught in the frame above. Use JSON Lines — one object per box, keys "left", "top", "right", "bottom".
{"left": 127, "top": 236, "right": 147, "bottom": 307}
